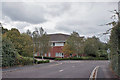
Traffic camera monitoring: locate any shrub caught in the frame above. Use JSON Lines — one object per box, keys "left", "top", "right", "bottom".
{"left": 2, "top": 37, "right": 17, "bottom": 67}
{"left": 34, "top": 59, "right": 38, "bottom": 64}
{"left": 35, "top": 56, "right": 55, "bottom": 60}
{"left": 16, "top": 54, "right": 33, "bottom": 65}
{"left": 55, "top": 57, "right": 108, "bottom": 61}
{"left": 37, "top": 60, "right": 50, "bottom": 64}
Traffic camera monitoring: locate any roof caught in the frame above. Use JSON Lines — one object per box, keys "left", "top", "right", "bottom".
{"left": 47, "top": 33, "right": 70, "bottom": 42}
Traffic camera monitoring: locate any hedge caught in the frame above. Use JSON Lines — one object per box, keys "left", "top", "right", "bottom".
{"left": 37, "top": 60, "right": 50, "bottom": 64}
{"left": 35, "top": 56, "right": 55, "bottom": 60}
{"left": 55, "top": 57, "right": 108, "bottom": 61}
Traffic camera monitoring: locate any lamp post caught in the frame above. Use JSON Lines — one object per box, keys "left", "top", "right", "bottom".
{"left": 107, "top": 49, "right": 110, "bottom": 60}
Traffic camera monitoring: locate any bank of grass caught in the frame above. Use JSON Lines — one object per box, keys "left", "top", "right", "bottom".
{"left": 55, "top": 57, "right": 108, "bottom": 61}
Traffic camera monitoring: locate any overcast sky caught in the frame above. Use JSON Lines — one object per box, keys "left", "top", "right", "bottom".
{"left": 0, "top": 1, "right": 118, "bottom": 42}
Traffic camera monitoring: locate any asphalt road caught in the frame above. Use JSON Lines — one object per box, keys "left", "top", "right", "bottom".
{"left": 2, "top": 60, "right": 116, "bottom": 79}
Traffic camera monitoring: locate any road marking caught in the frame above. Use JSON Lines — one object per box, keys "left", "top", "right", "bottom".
{"left": 89, "top": 66, "right": 99, "bottom": 80}
{"left": 72, "top": 66, "right": 75, "bottom": 67}
{"left": 49, "top": 63, "right": 62, "bottom": 67}
{"left": 59, "top": 69, "right": 63, "bottom": 72}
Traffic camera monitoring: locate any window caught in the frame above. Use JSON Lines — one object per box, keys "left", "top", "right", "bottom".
{"left": 45, "top": 53, "right": 47, "bottom": 57}
{"left": 53, "top": 43, "right": 55, "bottom": 46}
{"left": 62, "top": 53, "right": 64, "bottom": 58}
{"left": 49, "top": 53, "right": 51, "bottom": 57}
{"left": 55, "top": 53, "right": 58, "bottom": 57}
{"left": 56, "top": 53, "right": 63, "bottom": 57}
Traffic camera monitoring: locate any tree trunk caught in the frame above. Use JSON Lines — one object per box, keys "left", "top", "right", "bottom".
{"left": 42, "top": 55, "right": 44, "bottom": 60}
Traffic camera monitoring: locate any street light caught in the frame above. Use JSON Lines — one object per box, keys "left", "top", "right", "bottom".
{"left": 107, "top": 49, "right": 110, "bottom": 60}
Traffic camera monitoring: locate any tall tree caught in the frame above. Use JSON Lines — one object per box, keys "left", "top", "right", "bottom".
{"left": 32, "top": 27, "right": 51, "bottom": 59}
{"left": 62, "top": 43, "right": 74, "bottom": 57}
{"left": 63, "top": 31, "right": 84, "bottom": 57}
{"left": 84, "top": 36, "right": 103, "bottom": 57}
{"left": 26, "top": 29, "right": 32, "bottom": 36}
{"left": 4, "top": 28, "right": 33, "bottom": 57}
{"left": 2, "top": 36, "right": 18, "bottom": 67}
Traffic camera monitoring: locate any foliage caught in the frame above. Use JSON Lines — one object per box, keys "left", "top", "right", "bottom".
{"left": 16, "top": 54, "right": 33, "bottom": 65}
{"left": 2, "top": 36, "right": 17, "bottom": 67}
{"left": 2, "top": 36, "right": 34, "bottom": 67}
{"left": 97, "top": 50, "right": 108, "bottom": 58}
{"left": 62, "top": 43, "right": 74, "bottom": 55}
{"left": 2, "top": 27, "right": 34, "bottom": 67}
{"left": 32, "top": 27, "right": 51, "bottom": 57}
{"left": 35, "top": 56, "right": 55, "bottom": 60}
{"left": 84, "top": 36, "right": 103, "bottom": 57}
{"left": 37, "top": 60, "right": 50, "bottom": 64}
{"left": 1, "top": 27, "right": 8, "bottom": 34}
{"left": 62, "top": 31, "right": 84, "bottom": 57}
{"left": 55, "top": 57, "right": 108, "bottom": 61}
{"left": 19, "top": 33, "right": 33, "bottom": 57}
{"left": 4, "top": 28, "right": 33, "bottom": 57}
{"left": 110, "top": 21, "right": 120, "bottom": 76}
{"left": 108, "top": 10, "right": 120, "bottom": 76}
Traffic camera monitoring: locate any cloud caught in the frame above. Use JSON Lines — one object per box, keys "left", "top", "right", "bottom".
{"left": 1, "top": 2, "right": 118, "bottom": 42}
{"left": 2, "top": 2, "right": 47, "bottom": 24}
{"left": 2, "top": 2, "right": 71, "bottom": 24}
{"left": 55, "top": 2, "right": 117, "bottom": 37}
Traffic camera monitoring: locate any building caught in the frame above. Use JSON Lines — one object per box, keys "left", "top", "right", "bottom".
{"left": 35, "top": 33, "right": 85, "bottom": 58}
{"left": 46, "top": 33, "right": 70, "bottom": 58}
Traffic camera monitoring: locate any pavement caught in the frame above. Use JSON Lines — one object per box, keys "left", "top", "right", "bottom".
{"left": 1, "top": 60, "right": 119, "bottom": 80}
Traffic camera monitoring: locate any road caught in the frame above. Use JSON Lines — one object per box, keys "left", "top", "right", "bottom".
{"left": 2, "top": 60, "right": 117, "bottom": 79}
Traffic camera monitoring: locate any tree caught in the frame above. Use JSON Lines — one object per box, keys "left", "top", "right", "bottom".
{"left": 4, "top": 28, "right": 33, "bottom": 57}
{"left": 108, "top": 10, "right": 120, "bottom": 76}
{"left": 2, "top": 36, "right": 18, "bottom": 67}
{"left": 62, "top": 43, "right": 74, "bottom": 57}
{"left": 84, "top": 36, "right": 102, "bottom": 57}
{"left": 63, "top": 31, "right": 84, "bottom": 57}
{"left": 32, "top": 27, "right": 51, "bottom": 59}
{"left": 26, "top": 29, "right": 32, "bottom": 36}
{"left": 20, "top": 33, "right": 33, "bottom": 57}
{"left": 5, "top": 28, "right": 22, "bottom": 54}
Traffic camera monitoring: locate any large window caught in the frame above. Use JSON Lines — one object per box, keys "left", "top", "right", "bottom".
{"left": 45, "top": 53, "right": 47, "bottom": 57}
{"left": 48, "top": 53, "right": 51, "bottom": 57}
{"left": 55, "top": 53, "right": 63, "bottom": 57}
{"left": 55, "top": 53, "right": 58, "bottom": 57}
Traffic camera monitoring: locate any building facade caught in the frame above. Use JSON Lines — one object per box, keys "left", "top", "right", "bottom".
{"left": 46, "top": 33, "right": 70, "bottom": 58}
{"left": 35, "top": 33, "right": 84, "bottom": 58}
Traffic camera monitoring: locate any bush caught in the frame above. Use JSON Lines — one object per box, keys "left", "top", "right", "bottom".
{"left": 34, "top": 59, "right": 38, "bottom": 64}
{"left": 55, "top": 57, "right": 108, "bottom": 61}
{"left": 37, "top": 60, "right": 50, "bottom": 64}
{"left": 2, "top": 37, "right": 17, "bottom": 67}
{"left": 35, "top": 56, "right": 55, "bottom": 60}
{"left": 16, "top": 56, "right": 33, "bottom": 65}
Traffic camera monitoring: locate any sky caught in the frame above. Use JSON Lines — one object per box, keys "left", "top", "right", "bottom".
{"left": 0, "top": 0, "right": 119, "bottom": 42}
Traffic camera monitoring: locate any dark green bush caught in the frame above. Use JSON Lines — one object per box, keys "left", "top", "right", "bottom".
{"left": 34, "top": 59, "right": 38, "bottom": 64}
{"left": 2, "top": 37, "right": 17, "bottom": 67}
{"left": 55, "top": 57, "right": 108, "bottom": 61}
{"left": 35, "top": 56, "right": 55, "bottom": 60}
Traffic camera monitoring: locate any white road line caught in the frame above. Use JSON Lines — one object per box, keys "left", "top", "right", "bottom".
{"left": 49, "top": 63, "right": 62, "bottom": 67}
{"left": 89, "top": 66, "right": 99, "bottom": 80}
{"left": 72, "top": 66, "right": 75, "bottom": 67}
{"left": 59, "top": 69, "right": 63, "bottom": 72}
